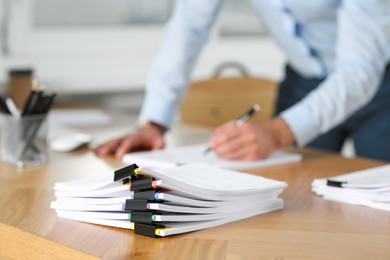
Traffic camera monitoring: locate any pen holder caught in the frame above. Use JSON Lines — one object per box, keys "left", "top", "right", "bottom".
{"left": 0, "top": 113, "right": 48, "bottom": 167}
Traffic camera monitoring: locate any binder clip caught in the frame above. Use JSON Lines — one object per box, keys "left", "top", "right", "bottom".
{"left": 124, "top": 199, "right": 150, "bottom": 212}
{"left": 114, "top": 164, "right": 140, "bottom": 184}
{"left": 129, "top": 212, "right": 154, "bottom": 224}
{"left": 326, "top": 179, "right": 347, "bottom": 188}
{"left": 134, "top": 223, "right": 165, "bottom": 237}
{"left": 130, "top": 178, "right": 156, "bottom": 191}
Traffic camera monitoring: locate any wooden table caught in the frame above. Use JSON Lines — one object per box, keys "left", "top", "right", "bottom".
{"left": 1, "top": 134, "right": 390, "bottom": 259}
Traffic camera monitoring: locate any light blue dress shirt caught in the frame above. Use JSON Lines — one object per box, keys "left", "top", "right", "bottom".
{"left": 140, "top": 0, "right": 390, "bottom": 146}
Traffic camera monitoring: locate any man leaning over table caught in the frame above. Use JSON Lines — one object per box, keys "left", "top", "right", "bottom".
{"left": 93, "top": 0, "right": 390, "bottom": 162}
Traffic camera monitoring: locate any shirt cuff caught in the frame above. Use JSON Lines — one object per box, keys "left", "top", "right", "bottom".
{"left": 139, "top": 95, "right": 179, "bottom": 130}
{"left": 280, "top": 104, "right": 320, "bottom": 147}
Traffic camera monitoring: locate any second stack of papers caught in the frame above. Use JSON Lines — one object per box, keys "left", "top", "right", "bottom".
{"left": 312, "top": 164, "right": 390, "bottom": 211}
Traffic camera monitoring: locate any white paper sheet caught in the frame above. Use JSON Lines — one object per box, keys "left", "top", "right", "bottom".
{"left": 123, "top": 143, "right": 302, "bottom": 171}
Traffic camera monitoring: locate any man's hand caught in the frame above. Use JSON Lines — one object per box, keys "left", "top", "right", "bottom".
{"left": 208, "top": 117, "right": 295, "bottom": 160}
{"left": 92, "top": 123, "right": 165, "bottom": 159}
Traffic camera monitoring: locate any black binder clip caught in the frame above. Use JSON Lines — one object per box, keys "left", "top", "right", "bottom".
{"left": 326, "top": 179, "right": 347, "bottom": 188}
{"left": 129, "top": 212, "right": 154, "bottom": 224}
{"left": 130, "top": 177, "right": 155, "bottom": 191}
{"left": 114, "top": 164, "right": 139, "bottom": 183}
{"left": 133, "top": 190, "right": 158, "bottom": 201}
{"left": 124, "top": 199, "right": 150, "bottom": 211}
{"left": 134, "top": 223, "right": 165, "bottom": 237}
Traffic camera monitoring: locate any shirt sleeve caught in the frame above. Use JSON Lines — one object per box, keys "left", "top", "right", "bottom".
{"left": 281, "top": 0, "right": 390, "bottom": 146}
{"left": 139, "top": 0, "right": 223, "bottom": 128}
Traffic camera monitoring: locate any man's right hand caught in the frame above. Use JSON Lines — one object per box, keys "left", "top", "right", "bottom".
{"left": 92, "top": 122, "right": 165, "bottom": 159}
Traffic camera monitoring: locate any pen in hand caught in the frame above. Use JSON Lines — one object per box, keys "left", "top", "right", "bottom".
{"left": 204, "top": 104, "right": 261, "bottom": 155}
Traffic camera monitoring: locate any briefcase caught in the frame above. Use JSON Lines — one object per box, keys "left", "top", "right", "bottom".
{"left": 180, "top": 62, "right": 277, "bottom": 128}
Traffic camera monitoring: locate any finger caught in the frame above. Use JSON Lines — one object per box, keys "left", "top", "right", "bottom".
{"left": 93, "top": 139, "right": 121, "bottom": 156}
{"left": 151, "top": 137, "right": 164, "bottom": 150}
{"left": 115, "top": 136, "right": 139, "bottom": 159}
{"left": 212, "top": 121, "right": 236, "bottom": 138}
{"left": 115, "top": 133, "right": 161, "bottom": 158}
{"left": 210, "top": 123, "right": 240, "bottom": 147}
{"left": 213, "top": 123, "right": 263, "bottom": 160}
{"left": 213, "top": 134, "right": 247, "bottom": 160}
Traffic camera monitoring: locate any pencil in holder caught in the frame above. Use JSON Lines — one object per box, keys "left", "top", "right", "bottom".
{"left": 0, "top": 114, "right": 48, "bottom": 167}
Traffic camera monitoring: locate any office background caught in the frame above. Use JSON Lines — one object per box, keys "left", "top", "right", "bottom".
{"left": 0, "top": 0, "right": 284, "bottom": 109}
{"left": 0, "top": 0, "right": 354, "bottom": 157}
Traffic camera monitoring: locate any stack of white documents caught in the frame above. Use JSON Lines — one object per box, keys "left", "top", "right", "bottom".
{"left": 51, "top": 163, "right": 287, "bottom": 237}
{"left": 312, "top": 164, "right": 390, "bottom": 211}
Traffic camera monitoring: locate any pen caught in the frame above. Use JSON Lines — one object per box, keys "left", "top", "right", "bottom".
{"left": 0, "top": 95, "right": 11, "bottom": 114}
{"left": 234, "top": 104, "right": 261, "bottom": 126}
{"left": 21, "top": 80, "right": 38, "bottom": 116}
{"left": 204, "top": 104, "right": 261, "bottom": 155}
{"left": 5, "top": 98, "right": 21, "bottom": 118}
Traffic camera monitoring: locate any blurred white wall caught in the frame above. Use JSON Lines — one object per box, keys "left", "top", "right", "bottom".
{"left": 0, "top": 0, "right": 285, "bottom": 109}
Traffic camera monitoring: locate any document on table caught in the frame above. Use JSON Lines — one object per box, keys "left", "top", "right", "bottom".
{"left": 122, "top": 143, "right": 302, "bottom": 171}
{"left": 312, "top": 164, "right": 390, "bottom": 211}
